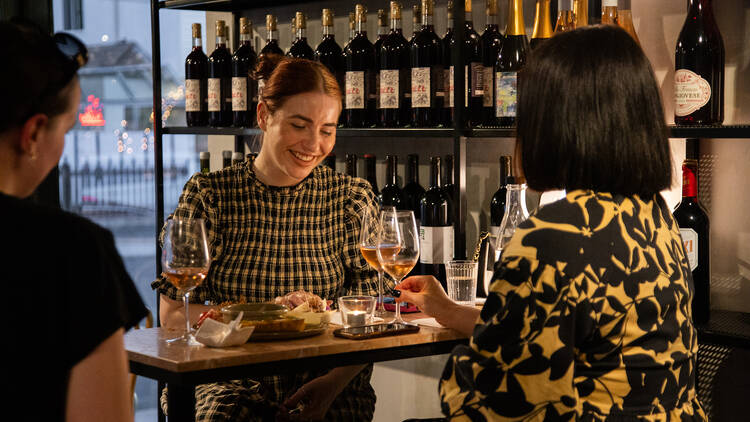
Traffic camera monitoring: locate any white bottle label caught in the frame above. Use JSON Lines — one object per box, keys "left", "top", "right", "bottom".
{"left": 345, "top": 71, "right": 365, "bottom": 109}
{"left": 231, "top": 77, "right": 247, "bottom": 111}
{"left": 380, "top": 69, "right": 400, "bottom": 109}
{"left": 483, "top": 66, "right": 494, "bottom": 107}
{"left": 411, "top": 67, "right": 431, "bottom": 108}
{"left": 680, "top": 228, "right": 698, "bottom": 271}
{"left": 185, "top": 79, "right": 201, "bottom": 112}
{"left": 419, "top": 226, "right": 454, "bottom": 264}
{"left": 446, "top": 65, "right": 470, "bottom": 108}
{"left": 495, "top": 72, "right": 517, "bottom": 117}
{"left": 471, "top": 62, "right": 484, "bottom": 97}
{"left": 674, "top": 69, "right": 711, "bottom": 117}
{"left": 208, "top": 78, "right": 221, "bottom": 112}
{"left": 447, "top": 66, "right": 454, "bottom": 108}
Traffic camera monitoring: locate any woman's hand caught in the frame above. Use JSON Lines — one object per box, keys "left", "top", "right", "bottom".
{"left": 276, "top": 365, "right": 365, "bottom": 421}
{"left": 397, "top": 276, "right": 481, "bottom": 335}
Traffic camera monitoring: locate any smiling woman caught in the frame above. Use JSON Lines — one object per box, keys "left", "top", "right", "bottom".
{"left": 151, "top": 55, "right": 387, "bottom": 421}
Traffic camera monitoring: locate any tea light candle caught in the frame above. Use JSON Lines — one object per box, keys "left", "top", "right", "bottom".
{"left": 345, "top": 310, "right": 367, "bottom": 327}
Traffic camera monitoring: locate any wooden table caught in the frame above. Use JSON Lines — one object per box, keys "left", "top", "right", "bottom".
{"left": 125, "top": 313, "right": 468, "bottom": 421}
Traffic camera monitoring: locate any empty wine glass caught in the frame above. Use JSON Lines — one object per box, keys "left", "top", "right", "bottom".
{"left": 359, "top": 207, "right": 392, "bottom": 317}
{"left": 377, "top": 209, "right": 419, "bottom": 324}
{"left": 161, "top": 218, "right": 210, "bottom": 345}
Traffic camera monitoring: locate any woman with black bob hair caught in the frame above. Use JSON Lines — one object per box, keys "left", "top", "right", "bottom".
{"left": 0, "top": 19, "right": 148, "bottom": 421}
{"left": 397, "top": 25, "right": 707, "bottom": 420}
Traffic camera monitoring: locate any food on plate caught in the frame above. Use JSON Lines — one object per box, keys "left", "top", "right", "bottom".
{"left": 288, "top": 302, "right": 334, "bottom": 326}
{"left": 274, "top": 290, "right": 330, "bottom": 312}
{"left": 195, "top": 308, "right": 223, "bottom": 329}
{"left": 239, "top": 316, "right": 305, "bottom": 332}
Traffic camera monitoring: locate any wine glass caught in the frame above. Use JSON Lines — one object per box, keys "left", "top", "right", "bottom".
{"left": 377, "top": 209, "right": 419, "bottom": 324}
{"left": 359, "top": 207, "right": 392, "bottom": 317}
{"left": 161, "top": 218, "right": 210, "bottom": 345}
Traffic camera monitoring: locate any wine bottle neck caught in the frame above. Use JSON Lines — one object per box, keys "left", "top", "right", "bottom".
{"left": 504, "top": 184, "right": 528, "bottom": 218}
{"left": 387, "top": 157, "right": 398, "bottom": 185}
{"left": 322, "top": 25, "right": 333, "bottom": 37}
{"left": 407, "top": 158, "right": 419, "bottom": 183}
{"left": 215, "top": 36, "right": 226, "bottom": 48}
{"left": 682, "top": 165, "right": 698, "bottom": 199}
{"left": 506, "top": 0, "right": 526, "bottom": 36}
{"left": 422, "top": 13, "right": 434, "bottom": 29}
{"left": 193, "top": 36, "right": 203, "bottom": 49}
{"left": 391, "top": 18, "right": 402, "bottom": 31}
{"left": 267, "top": 29, "right": 278, "bottom": 42}
{"left": 296, "top": 28, "right": 306, "bottom": 40}
{"left": 240, "top": 33, "right": 251, "bottom": 43}
{"left": 430, "top": 159, "right": 441, "bottom": 188}
{"left": 485, "top": 14, "right": 497, "bottom": 27}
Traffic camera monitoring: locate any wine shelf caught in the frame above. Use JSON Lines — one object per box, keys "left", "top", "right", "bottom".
{"left": 162, "top": 125, "right": 750, "bottom": 139}
{"left": 160, "top": 0, "right": 308, "bottom": 11}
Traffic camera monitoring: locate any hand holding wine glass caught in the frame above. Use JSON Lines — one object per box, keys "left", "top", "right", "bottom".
{"left": 377, "top": 209, "right": 419, "bottom": 324}
{"left": 161, "top": 217, "right": 210, "bottom": 345}
{"left": 359, "top": 207, "right": 388, "bottom": 316}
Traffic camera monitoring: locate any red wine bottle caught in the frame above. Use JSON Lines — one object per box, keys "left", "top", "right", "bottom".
{"left": 403, "top": 154, "right": 425, "bottom": 227}
{"left": 345, "top": 153, "right": 358, "bottom": 177}
{"left": 232, "top": 18, "right": 257, "bottom": 128}
{"left": 374, "top": 9, "right": 389, "bottom": 112}
{"left": 494, "top": 0, "right": 528, "bottom": 126}
{"left": 344, "top": 5, "right": 377, "bottom": 128}
{"left": 420, "top": 156, "right": 454, "bottom": 289}
{"left": 379, "top": 155, "right": 405, "bottom": 208}
{"left": 489, "top": 155, "right": 512, "bottom": 235}
{"left": 288, "top": 12, "right": 315, "bottom": 60}
{"left": 410, "top": 0, "right": 444, "bottom": 128}
{"left": 208, "top": 20, "right": 232, "bottom": 127}
{"left": 260, "top": 15, "right": 284, "bottom": 57}
{"left": 379, "top": 1, "right": 411, "bottom": 127}
{"left": 222, "top": 150, "right": 232, "bottom": 168}
{"left": 674, "top": 0, "right": 724, "bottom": 125}
{"left": 480, "top": 0, "right": 503, "bottom": 127}
{"left": 364, "top": 154, "right": 379, "bottom": 194}
{"left": 673, "top": 159, "right": 710, "bottom": 324}
{"left": 185, "top": 23, "right": 208, "bottom": 127}
{"left": 443, "top": 0, "right": 482, "bottom": 128}
{"left": 315, "top": 9, "right": 344, "bottom": 86}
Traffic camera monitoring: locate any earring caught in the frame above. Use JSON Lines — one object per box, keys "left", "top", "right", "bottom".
{"left": 29, "top": 147, "right": 38, "bottom": 161}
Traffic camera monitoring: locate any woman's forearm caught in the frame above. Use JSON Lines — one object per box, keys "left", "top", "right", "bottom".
{"left": 434, "top": 303, "right": 482, "bottom": 336}
{"left": 325, "top": 364, "right": 367, "bottom": 395}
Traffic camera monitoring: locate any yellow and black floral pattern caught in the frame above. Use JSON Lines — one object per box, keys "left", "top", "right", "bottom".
{"left": 440, "top": 190, "right": 707, "bottom": 421}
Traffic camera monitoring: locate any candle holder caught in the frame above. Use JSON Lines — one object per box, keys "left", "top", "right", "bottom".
{"left": 338, "top": 296, "right": 377, "bottom": 327}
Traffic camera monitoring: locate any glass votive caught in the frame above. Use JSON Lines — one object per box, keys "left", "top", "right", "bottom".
{"left": 338, "top": 296, "right": 376, "bottom": 328}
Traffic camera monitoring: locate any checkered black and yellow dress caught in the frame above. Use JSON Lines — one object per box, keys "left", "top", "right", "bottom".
{"left": 152, "top": 157, "right": 387, "bottom": 421}
{"left": 440, "top": 190, "right": 708, "bottom": 421}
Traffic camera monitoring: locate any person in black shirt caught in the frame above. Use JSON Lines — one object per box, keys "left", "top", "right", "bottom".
{"left": 0, "top": 20, "right": 148, "bottom": 422}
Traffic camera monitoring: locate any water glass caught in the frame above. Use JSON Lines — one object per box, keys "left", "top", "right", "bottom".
{"left": 445, "top": 260, "right": 478, "bottom": 306}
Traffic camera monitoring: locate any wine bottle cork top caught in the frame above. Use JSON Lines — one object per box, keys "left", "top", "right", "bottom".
{"left": 266, "top": 14, "right": 277, "bottom": 31}
{"left": 355, "top": 4, "right": 367, "bottom": 22}
{"left": 389, "top": 2, "right": 402, "bottom": 19}
{"left": 378, "top": 9, "right": 387, "bottom": 25}
{"left": 486, "top": 0, "right": 498, "bottom": 16}
{"left": 295, "top": 12, "right": 306, "bottom": 29}
{"left": 349, "top": 12, "right": 355, "bottom": 29}
{"left": 192, "top": 23, "right": 201, "bottom": 37}
{"left": 215, "top": 20, "right": 226, "bottom": 36}
{"left": 465, "top": 0, "right": 472, "bottom": 13}
{"left": 421, "top": 0, "right": 433, "bottom": 16}
{"left": 412, "top": 4, "right": 421, "bottom": 22}
{"left": 322, "top": 9, "right": 334, "bottom": 26}
{"left": 506, "top": 0, "right": 525, "bottom": 36}
{"left": 239, "top": 17, "right": 251, "bottom": 34}
{"left": 447, "top": 0, "right": 453, "bottom": 17}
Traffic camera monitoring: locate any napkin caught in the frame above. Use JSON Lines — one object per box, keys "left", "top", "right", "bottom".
{"left": 330, "top": 312, "right": 384, "bottom": 326}
{"left": 195, "top": 311, "right": 255, "bottom": 347}
{"left": 410, "top": 317, "right": 445, "bottom": 328}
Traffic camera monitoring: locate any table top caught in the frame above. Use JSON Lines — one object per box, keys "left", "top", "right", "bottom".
{"left": 126, "top": 312, "right": 468, "bottom": 384}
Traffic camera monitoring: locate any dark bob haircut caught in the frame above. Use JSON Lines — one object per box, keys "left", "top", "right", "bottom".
{"left": 517, "top": 25, "right": 672, "bottom": 198}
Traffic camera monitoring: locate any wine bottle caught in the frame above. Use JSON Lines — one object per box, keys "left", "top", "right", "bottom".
{"left": 573, "top": 0, "right": 588, "bottom": 27}
{"left": 494, "top": 0, "right": 528, "bottom": 126}
{"left": 489, "top": 155, "right": 512, "bottom": 235}
{"left": 232, "top": 17, "right": 257, "bottom": 128}
{"left": 348, "top": 12, "right": 356, "bottom": 44}
{"left": 200, "top": 151, "right": 210, "bottom": 174}
{"left": 344, "top": 4, "right": 377, "bottom": 128}
{"left": 186, "top": 23, "right": 208, "bottom": 127}
{"left": 410, "top": 3, "right": 421, "bottom": 43}
{"left": 364, "top": 154, "right": 379, "bottom": 194}
{"left": 442, "top": 154, "right": 456, "bottom": 220}
{"left": 673, "top": 159, "right": 710, "bottom": 325}
{"left": 495, "top": 182, "right": 529, "bottom": 255}
{"left": 258, "top": 15, "right": 283, "bottom": 98}
{"left": 379, "top": 155, "right": 405, "bottom": 208}
{"left": 222, "top": 150, "right": 232, "bottom": 168}
{"left": 531, "top": 0, "right": 554, "bottom": 48}
{"left": 315, "top": 9, "right": 345, "bottom": 96}
{"left": 379, "top": 1, "right": 411, "bottom": 128}
{"left": 617, "top": 1, "right": 640, "bottom": 44}
{"left": 480, "top": 0, "right": 503, "bottom": 127}
{"left": 419, "top": 156, "right": 453, "bottom": 289}
{"left": 444, "top": 0, "right": 482, "bottom": 128}
{"left": 288, "top": 12, "right": 315, "bottom": 60}
{"left": 374, "top": 9, "right": 389, "bottom": 112}
{"left": 411, "top": 0, "right": 443, "bottom": 128}
{"left": 601, "top": 0, "right": 617, "bottom": 25}
{"left": 554, "top": 0, "right": 575, "bottom": 33}
{"left": 208, "top": 20, "right": 232, "bottom": 127}
{"left": 403, "top": 154, "right": 425, "bottom": 226}
{"left": 323, "top": 153, "right": 336, "bottom": 170}
{"left": 345, "top": 153, "right": 358, "bottom": 177}
{"left": 232, "top": 151, "right": 244, "bottom": 165}
{"left": 675, "top": 0, "right": 724, "bottom": 125}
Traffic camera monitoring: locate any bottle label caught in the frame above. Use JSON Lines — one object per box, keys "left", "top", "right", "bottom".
{"left": 380, "top": 69, "right": 400, "bottom": 109}
{"left": 495, "top": 72, "right": 517, "bottom": 117}
{"left": 680, "top": 228, "right": 698, "bottom": 271}
{"left": 435, "top": 66, "right": 444, "bottom": 97}
{"left": 185, "top": 79, "right": 201, "bottom": 112}
{"left": 419, "top": 226, "right": 454, "bottom": 264}
{"left": 471, "top": 62, "right": 484, "bottom": 97}
{"left": 208, "top": 78, "right": 221, "bottom": 112}
{"left": 674, "top": 69, "right": 711, "bottom": 117}
{"left": 412, "top": 67, "right": 431, "bottom": 108}
{"left": 446, "top": 65, "right": 471, "bottom": 108}
{"left": 231, "top": 77, "right": 247, "bottom": 111}
{"left": 682, "top": 164, "right": 698, "bottom": 197}
{"left": 375, "top": 71, "right": 381, "bottom": 109}
{"left": 483, "top": 66, "right": 494, "bottom": 107}
{"left": 447, "top": 66, "right": 454, "bottom": 108}
{"left": 345, "top": 71, "right": 365, "bottom": 109}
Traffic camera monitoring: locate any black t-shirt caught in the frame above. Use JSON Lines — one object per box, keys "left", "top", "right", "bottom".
{"left": 1, "top": 191, "right": 148, "bottom": 421}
